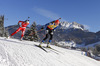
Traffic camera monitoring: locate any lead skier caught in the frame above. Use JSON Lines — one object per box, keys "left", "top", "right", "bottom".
{"left": 39, "top": 18, "right": 61, "bottom": 48}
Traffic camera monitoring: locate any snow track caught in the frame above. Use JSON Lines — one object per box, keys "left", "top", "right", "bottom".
{"left": 0, "top": 37, "right": 100, "bottom": 66}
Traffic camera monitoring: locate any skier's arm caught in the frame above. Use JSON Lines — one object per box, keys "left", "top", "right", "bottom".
{"left": 41, "top": 24, "right": 48, "bottom": 30}
{"left": 54, "top": 26, "right": 58, "bottom": 30}
{"left": 41, "top": 21, "right": 55, "bottom": 30}
{"left": 18, "top": 21, "right": 23, "bottom": 25}
{"left": 41, "top": 22, "right": 50, "bottom": 30}
{"left": 44, "top": 21, "right": 55, "bottom": 27}
{"left": 50, "top": 21, "right": 55, "bottom": 24}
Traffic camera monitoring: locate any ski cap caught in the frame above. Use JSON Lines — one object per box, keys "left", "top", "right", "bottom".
{"left": 54, "top": 18, "right": 61, "bottom": 25}
{"left": 55, "top": 20, "right": 60, "bottom": 25}
{"left": 25, "top": 20, "right": 29, "bottom": 24}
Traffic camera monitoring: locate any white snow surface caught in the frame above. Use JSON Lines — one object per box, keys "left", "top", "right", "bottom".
{"left": 0, "top": 37, "right": 100, "bottom": 66}
{"left": 57, "top": 41, "right": 76, "bottom": 47}
{"left": 86, "top": 41, "right": 100, "bottom": 48}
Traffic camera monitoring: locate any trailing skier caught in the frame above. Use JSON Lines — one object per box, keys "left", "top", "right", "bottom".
{"left": 39, "top": 18, "right": 61, "bottom": 48}
{"left": 8, "top": 20, "right": 29, "bottom": 40}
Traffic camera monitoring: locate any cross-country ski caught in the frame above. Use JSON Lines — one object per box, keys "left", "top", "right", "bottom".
{"left": 34, "top": 45, "right": 48, "bottom": 53}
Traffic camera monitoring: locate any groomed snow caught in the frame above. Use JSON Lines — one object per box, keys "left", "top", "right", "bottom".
{"left": 0, "top": 37, "right": 100, "bottom": 66}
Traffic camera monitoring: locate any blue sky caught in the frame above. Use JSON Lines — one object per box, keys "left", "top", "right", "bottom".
{"left": 0, "top": 0, "right": 100, "bottom": 32}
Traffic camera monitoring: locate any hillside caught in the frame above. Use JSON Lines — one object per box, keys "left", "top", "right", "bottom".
{"left": 0, "top": 37, "right": 100, "bottom": 66}
{"left": 5, "top": 22, "right": 100, "bottom": 45}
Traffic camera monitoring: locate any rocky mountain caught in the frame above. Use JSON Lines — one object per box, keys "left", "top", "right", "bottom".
{"left": 53, "top": 29, "right": 99, "bottom": 45}
{"left": 59, "top": 21, "right": 85, "bottom": 30}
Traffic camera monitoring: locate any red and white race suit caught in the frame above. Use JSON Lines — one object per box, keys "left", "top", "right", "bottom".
{"left": 11, "top": 21, "right": 29, "bottom": 39}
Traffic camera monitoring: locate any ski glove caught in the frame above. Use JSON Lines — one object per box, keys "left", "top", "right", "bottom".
{"left": 53, "top": 29, "right": 56, "bottom": 31}
{"left": 51, "top": 21, "right": 55, "bottom": 24}
{"left": 41, "top": 27, "right": 44, "bottom": 30}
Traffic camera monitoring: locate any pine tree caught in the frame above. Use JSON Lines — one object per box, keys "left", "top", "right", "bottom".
{"left": 4, "top": 28, "right": 9, "bottom": 37}
{"left": 23, "top": 22, "right": 39, "bottom": 41}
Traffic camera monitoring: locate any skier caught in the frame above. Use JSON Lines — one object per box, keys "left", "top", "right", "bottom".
{"left": 8, "top": 20, "right": 29, "bottom": 40}
{"left": 39, "top": 18, "right": 61, "bottom": 48}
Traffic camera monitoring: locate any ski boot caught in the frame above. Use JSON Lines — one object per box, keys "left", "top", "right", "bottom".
{"left": 38, "top": 44, "right": 42, "bottom": 47}
{"left": 47, "top": 45, "right": 51, "bottom": 48}
{"left": 20, "top": 38, "right": 23, "bottom": 41}
{"left": 46, "top": 42, "right": 51, "bottom": 48}
{"left": 39, "top": 41, "right": 43, "bottom": 47}
{"left": 7, "top": 36, "right": 11, "bottom": 39}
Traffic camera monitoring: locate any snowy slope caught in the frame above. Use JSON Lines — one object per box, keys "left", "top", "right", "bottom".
{"left": 86, "top": 41, "right": 100, "bottom": 48}
{"left": 57, "top": 41, "right": 76, "bottom": 47}
{"left": 0, "top": 37, "right": 100, "bottom": 66}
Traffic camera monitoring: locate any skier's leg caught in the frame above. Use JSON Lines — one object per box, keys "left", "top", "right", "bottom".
{"left": 10, "top": 27, "right": 21, "bottom": 36}
{"left": 20, "top": 28, "right": 25, "bottom": 40}
{"left": 47, "top": 31, "right": 53, "bottom": 47}
{"left": 39, "top": 30, "right": 49, "bottom": 46}
{"left": 49, "top": 31, "right": 53, "bottom": 42}
{"left": 49, "top": 32, "right": 53, "bottom": 42}
{"left": 42, "top": 34, "right": 49, "bottom": 42}
{"left": 39, "top": 34, "right": 49, "bottom": 47}
{"left": 41, "top": 30, "right": 49, "bottom": 42}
